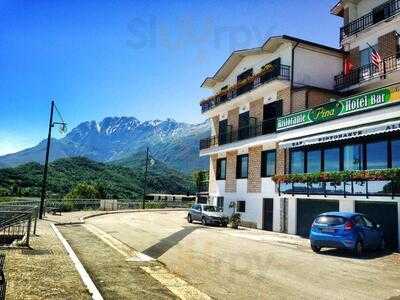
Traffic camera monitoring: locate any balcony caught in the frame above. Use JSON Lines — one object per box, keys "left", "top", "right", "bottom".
{"left": 334, "top": 52, "right": 400, "bottom": 90}
{"left": 340, "top": 0, "right": 400, "bottom": 41}
{"left": 200, "top": 64, "right": 290, "bottom": 113}
{"left": 199, "top": 118, "right": 277, "bottom": 150}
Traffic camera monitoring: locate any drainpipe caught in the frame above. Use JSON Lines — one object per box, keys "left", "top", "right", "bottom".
{"left": 290, "top": 42, "right": 299, "bottom": 113}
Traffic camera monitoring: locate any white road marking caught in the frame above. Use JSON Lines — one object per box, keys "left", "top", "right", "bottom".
{"left": 83, "top": 223, "right": 154, "bottom": 262}
{"left": 51, "top": 223, "right": 103, "bottom": 300}
{"left": 141, "top": 265, "right": 211, "bottom": 300}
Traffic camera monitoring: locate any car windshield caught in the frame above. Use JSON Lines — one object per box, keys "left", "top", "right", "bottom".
{"left": 315, "top": 216, "right": 346, "bottom": 226}
{"left": 203, "top": 205, "right": 217, "bottom": 212}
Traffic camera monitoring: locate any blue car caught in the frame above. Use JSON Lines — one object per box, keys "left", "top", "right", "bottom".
{"left": 309, "top": 212, "right": 385, "bottom": 256}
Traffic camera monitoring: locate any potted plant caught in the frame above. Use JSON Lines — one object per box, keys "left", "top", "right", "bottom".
{"left": 230, "top": 213, "right": 241, "bottom": 229}
{"left": 228, "top": 201, "right": 241, "bottom": 229}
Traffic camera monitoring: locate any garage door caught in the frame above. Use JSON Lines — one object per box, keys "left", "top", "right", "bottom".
{"left": 355, "top": 201, "right": 399, "bottom": 250}
{"left": 297, "top": 199, "right": 339, "bottom": 237}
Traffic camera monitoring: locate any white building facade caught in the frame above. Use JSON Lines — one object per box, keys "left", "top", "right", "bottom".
{"left": 199, "top": 0, "right": 400, "bottom": 250}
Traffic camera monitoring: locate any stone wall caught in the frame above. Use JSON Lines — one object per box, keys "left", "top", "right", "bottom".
{"left": 225, "top": 150, "right": 238, "bottom": 193}
{"left": 247, "top": 146, "right": 262, "bottom": 193}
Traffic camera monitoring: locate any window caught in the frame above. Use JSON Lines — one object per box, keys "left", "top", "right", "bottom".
{"left": 217, "top": 197, "right": 224, "bottom": 211}
{"left": 290, "top": 150, "right": 305, "bottom": 174}
{"left": 219, "top": 119, "right": 228, "bottom": 145}
{"left": 261, "top": 150, "right": 276, "bottom": 177}
{"left": 343, "top": 144, "right": 363, "bottom": 170}
{"left": 263, "top": 100, "right": 283, "bottom": 134}
{"left": 324, "top": 148, "right": 340, "bottom": 172}
{"left": 238, "top": 111, "right": 250, "bottom": 140}
{"left": 366, "top": 140, "right": 388, "bottom": 169}
{"left": 236, "top": 154, "right": 249, "bottom": 179}
{"left": 236, "top": 201, "right": 246, "bottom": 212}
{"left": 216, "top": 158, "right": 226, "bottom": 180}
{"left": 392, "top": 139, "right": 400, "bottom": 168}
{"left": 315, "top": 216, "right": 346, "bottom": 226}
{"left": 360, "top": 45, "right": 377, "bottom": 66}
{"left": 306, "top": 150, "right": 321, "bottom": 173}
{"left": 237, "top": 69, "right": 253, "bottom": 82}
{"left": 203, "top": 205, "right": 217, "bottom": 212}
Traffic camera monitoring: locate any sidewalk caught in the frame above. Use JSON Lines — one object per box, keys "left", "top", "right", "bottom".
{"left": 4, "top": 220, "right": 91, "bottom": 300}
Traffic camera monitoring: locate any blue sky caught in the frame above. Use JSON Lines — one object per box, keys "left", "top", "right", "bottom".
{"left": 0, "top": 0, "right": 341, "bottom": 155}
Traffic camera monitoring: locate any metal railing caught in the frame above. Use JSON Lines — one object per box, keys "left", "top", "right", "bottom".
{"left": 199, "top": 118, "right": 278, "bottom": 150}
{"left": 340, "top": 0, "right": 400, "bottom": 41}
{"left": 334, "top": 52, "right": 400, "bottom": 90}
{"left": 278, "top": 179, "right": 400, "bottom": 199}
{"left": 0, "top": 200, "right": 39, "bottom": 247}
{"left": 42, "top": 198, "right": 194, "bottom": 212}
{"left": 200, "top": 64, "right": 290, "bottom": 113}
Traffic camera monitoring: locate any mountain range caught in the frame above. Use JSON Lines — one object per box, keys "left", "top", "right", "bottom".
{"left": 0, "top": 155, "right": 195, "bottom": 198}
{"left": 0, "top": 117, "right": 210, "bottom": 173}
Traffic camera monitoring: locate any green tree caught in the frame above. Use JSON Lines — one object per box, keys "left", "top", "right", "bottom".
{"left": 64, "top": 182, "right": 99, "bottom": 200}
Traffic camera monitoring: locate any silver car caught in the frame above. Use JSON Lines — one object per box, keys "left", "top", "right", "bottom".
{"left": 187, "top": 204, "right": 229, "bottom": 226}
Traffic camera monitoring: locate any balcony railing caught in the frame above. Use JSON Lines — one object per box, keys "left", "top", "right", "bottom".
{"left": 199, "top": 118, "right": 277, "bottom": 150}
{"left": 278, "top": 179, "right": 400, "bottom": 199}
{"left": 340, "top": 0, "right": 400, "bottom": 41}
{"left": 200, "top": 64, "right": 290, "bottom": 113}
{"left": 334, "top": 52, "right": 400, "bottom": 90}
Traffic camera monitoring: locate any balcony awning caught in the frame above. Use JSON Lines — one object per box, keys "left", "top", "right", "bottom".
{"left": 279, "top": 119, "right": 400, "bottom": 149}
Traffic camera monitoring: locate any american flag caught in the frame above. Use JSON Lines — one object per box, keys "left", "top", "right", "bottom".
{"left": 370, "top": 47, "right": 382, "bottom": 68}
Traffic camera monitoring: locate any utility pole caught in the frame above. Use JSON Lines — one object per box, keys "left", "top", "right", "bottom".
{"left": 142, "top": 147, "right": 149, "bottom": 209}
{"left": 39, "top": 101, "right": 54, "bottom": 219}
{"left": 39, "top": 100, "right": 67, "bottom": 219}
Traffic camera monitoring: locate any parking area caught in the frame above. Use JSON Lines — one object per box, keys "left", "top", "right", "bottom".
{"left": 86, "top": 210, "right": 400, "bottom": 299}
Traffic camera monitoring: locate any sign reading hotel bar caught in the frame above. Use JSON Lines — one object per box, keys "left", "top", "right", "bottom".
{"left": 276, "top": 86, "right": 400, "bottom": 131}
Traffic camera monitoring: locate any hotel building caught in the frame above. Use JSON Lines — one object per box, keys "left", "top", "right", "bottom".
{"left": 199, "top": 0, "right": 400, "bottom": 250}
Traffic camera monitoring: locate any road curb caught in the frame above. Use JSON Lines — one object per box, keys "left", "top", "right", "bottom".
{"left": 50, "top": 223, "right": 103, "bottom": 300}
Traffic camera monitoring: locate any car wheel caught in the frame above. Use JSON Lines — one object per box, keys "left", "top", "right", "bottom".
{"left": 201, "top": 217, "right": 207, "bottom": 226}
{"left": 354, "top": 240, "right": 363, "bottom": 257}
{"left": 311, "top": 244, "right": 321, "bottom": 253}
{"left": 187, "top": 214, "right": 192, "bottom": 223}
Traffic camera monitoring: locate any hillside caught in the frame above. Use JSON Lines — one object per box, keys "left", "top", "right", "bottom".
{"left": 0, "top": 117, "right": 209, "bottom": 173}
{"left": 0, "top": 156, "right": 195, "bottom": 199}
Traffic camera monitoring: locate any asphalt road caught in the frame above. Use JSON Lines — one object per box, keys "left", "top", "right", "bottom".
{"left": 87, "top": 210, "right": 400, "bottom": 300}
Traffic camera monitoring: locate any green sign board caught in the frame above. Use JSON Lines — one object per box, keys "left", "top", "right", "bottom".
{"left": 276, "top": 86, "right": 400, "bottom": 131}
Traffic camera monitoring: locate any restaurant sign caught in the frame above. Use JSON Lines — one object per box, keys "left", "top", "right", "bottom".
{"left": 276, "top": 86, "right": 400, "bottom": 131}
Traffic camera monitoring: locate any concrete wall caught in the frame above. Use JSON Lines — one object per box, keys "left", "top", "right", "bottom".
{"left": 293, "top": 46, "right": 343, "bottom": 90}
